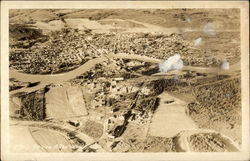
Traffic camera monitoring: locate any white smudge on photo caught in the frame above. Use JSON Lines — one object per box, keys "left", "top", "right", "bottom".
{"left": 194, "top": 37, "right": 202, "bottom": 46}
{"left": 203, "top": 23, "right": 216, "bottom": 36}
{"left": 186, "top": 18, "right": 191, "bottom": 23}
{"left": 159, "top": 54, "right": 183, "bottom": 72}
{"left": 221, "top": 60, "right": 230, "bottom": 70}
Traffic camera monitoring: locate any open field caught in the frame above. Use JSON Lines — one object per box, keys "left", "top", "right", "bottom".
{"left": 10, "top": 124, "right": 76, "bottom": 152}
{"left": 29, "top": 127, "right": 73, "bottom": 152}
{"left": 45, "top": 84, "right": 88, "bottom": 119}
{"left": 149, "top": 92, "right": 197, "bottom": 137}
{"left": 10, "top": 126, "right": 44, "bottom": 152}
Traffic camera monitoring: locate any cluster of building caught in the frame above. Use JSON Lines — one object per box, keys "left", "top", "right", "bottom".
{"left": 104, "top": 99, "right": 153, "bottom": 139}
{"left": 86, "top": 32, "right": 192, "bottom": 58}
{"left": 73, "top": 67, "right": 154, "bottom": 139}
{"left": 9, "top": 29, "right": 104, "bottom": 74}
{"left": 88, "top": 32, "right": 218, "bottom": 66}
{"left": 82, "top": 76, "right": 133, "bottom": 109}
{"left": 10, "top": 28, "right": 223, "bottom": 74}
{"left": 90, "top": 79, "right": 154, "bottom": 138}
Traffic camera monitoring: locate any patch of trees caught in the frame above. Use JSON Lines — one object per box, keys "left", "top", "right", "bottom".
{"left": 19, "top": 90, "right": 46, "bottom": 120}
{"left": 9, "top": 24, "right": 46, "bottom": 41}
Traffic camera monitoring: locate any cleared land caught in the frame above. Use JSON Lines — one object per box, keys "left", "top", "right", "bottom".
{"left": 29, "top": 127, "right": 73, "bottom": 152}
{"left": 45, "top": 85, "right": 88, "bottom": 119}
{"left": 149, "top": 92, "right": 197, "bottom": 137}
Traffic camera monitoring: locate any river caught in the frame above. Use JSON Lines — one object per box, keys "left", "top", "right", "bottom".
{"left": 10, "top": 52, "right": 240, "bottom": 95}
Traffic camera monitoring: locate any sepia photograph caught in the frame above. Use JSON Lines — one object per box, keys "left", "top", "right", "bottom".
{"left": 1, "top": 1, "right": 249, "bottom": 161}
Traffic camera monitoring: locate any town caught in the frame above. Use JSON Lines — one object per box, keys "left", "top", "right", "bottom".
{"left": 8, "top": 9, "right": 241, "bottom": 153}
